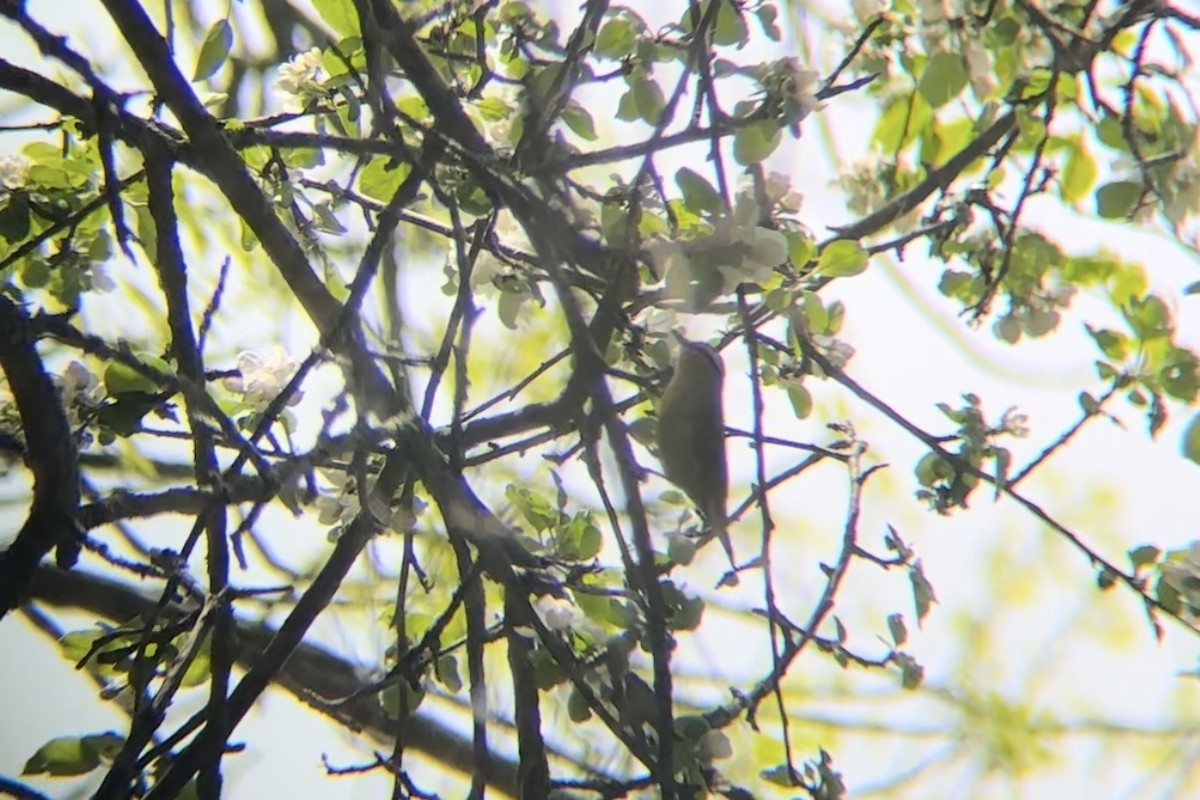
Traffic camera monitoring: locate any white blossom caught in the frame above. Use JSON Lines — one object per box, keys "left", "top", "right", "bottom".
{"left": 699, "top": 729, "right": 733, "bottom": 761}
{"left": 834, "top": 156, "right": 889, "bottom": 216}
{"left": 58, "top": 361, "right": 102, "bottom": 405}
{"left": 275, "top": 48, "right": 327, "bottom": 111}
{"left": 851, "top": 0, "right": 886, "bottom": 21}
{"left": 712, "top": 192, "right": 788, "bottom": 290}
{"left": 812, "top": 335, "right": 855, "bottom": 370}
{"left": 762, "top": 171, "right": 804, "bottom": 214}
{"left": 0, "top": 154, "right": 30, "bottom": 191}
{"left": 779, "top": 57, "right": 822, "bottom": 122}
{"left": 964, "top": 41, "right": 996, "bottom": 99}
{"left": 54, "top": 361, "right": 103, "bottom": 432}
{"left": 534, "top": 593, "right": 581, "bottom": 632}
{"left": 224, "top": 345, "right": 303, "bottom": 408}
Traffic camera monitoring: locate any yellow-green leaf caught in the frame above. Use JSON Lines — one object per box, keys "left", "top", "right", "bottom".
{"left": 1061, "top": 143, "right": 1097, "bottom": 203}
{"left": 918, "top": 52, "right": 967, "bottom": 108}
{"left": 816, "top": 239, "right": 868, "bottom": 277}
{"left": 193, "top": 19, "right": 233, "bottom": 81}
{"left": 1183, "top": 413, "right": 1200, "bottom": 466}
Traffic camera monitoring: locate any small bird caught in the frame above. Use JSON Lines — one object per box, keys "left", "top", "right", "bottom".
{"left": 655, "top": 332, "right": 735, "bottom": 568}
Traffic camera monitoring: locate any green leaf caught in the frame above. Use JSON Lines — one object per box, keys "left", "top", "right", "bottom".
{"left": 787, "top": 230, "right": 815, "bottom": 266}
{"left": 887, "top": 613, "right": 907, "bottom": 646}
{"left": 0, "top": 194, "right": 31, "bottom": 242}
{"left": 815, "top": 239, "right": 868, "bottom": 277}
{"left": 1096, "top": 181, "right": 1141, "bottom": 219}
{"left": 908, "top": 560, "right": 937, "bottom": 624}
{"left": 1061, "top": 143, "right": 1097, "bottom": 203}
{"left": 1182, "top": 413, "right": 1200, "bottom": 466}
{"left": 557, "top": 513, "right": 602, "bottom": 561}
{"left": 576, "top": 591, "right": 629, "bottom": 628}
{"left": 631, "top": 77, "right": 665, "bottom": 123}
{"left": 567, "top": 687, "right": 593, "bottom": 722}
{"left": 97, "top": 391, "right": 168, "bottom": 437}
{"left": 898, "top": 652, "right": 925, "bottom": 689}
{"left": 712, "top": 0, "right": 748, "bottom": 46}
{"left": 506, "top": 485, "right": 560, "bottom": 532}
{"left": 311, "top": 0, "right": 359, "bottom": 36}
{"left": 595, "top": 16, "right": 637, "bottom": 58}
{"left": 359, "top": 156, "right": 412, "bottom": 202}
{"left": 435, "top": 654, "right": 463, "bottom": 692}
{"left": 615, "top": 88, "right": 640, "bottom": 122}
{"left": 1097, "top": 114, "right": 1130, "bottom": 152}
{"left": 786, "top": 381, "right": 812, "bottom": 419}
{"left": 675, "top": 167, "right": 721, "bottom": 213}
{"left": 1128, "top": 544, "right": 1161, "bottom": 569}
{"left": 104, "top": 359, "right": 168, "bottom": 395}
{"left": 1124, "top": 294, "right": 1170, "bottom": 339}
{"left": 1085, "top": 326, "right": 1130, "bottom": 360}
{"left": 497, "top": 290, "right": 524, "bottom": 329}
{"left": 732, "top": 120, "right": 781, "bottom": 165}
{"left": 917, "top": 52, "right": 968, "bottom": 108}
{"left": 803, "top": 291, "right": 828, "bottom": 331}
{"left": 560, "top": 101, "right": 598, "bottom": 141}
{"left": 192, "top": 19, "right": 233, "bottom": 81}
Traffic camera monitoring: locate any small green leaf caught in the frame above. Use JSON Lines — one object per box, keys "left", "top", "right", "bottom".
{"left": 887, "top": 613, "right": 907, "bottom": 646}
{"left": 787, "top": 230, "right": 815, "bottom": 266}
{"left": 1085, "top": 326, "right": 1130, "bottom": 360}
{"left": 786, "top": 381, "right": 812, "bottom": 419}
{"left": 192, "top": 19, "right": 233, "bottom": 81}
{"left": 560, "top": 101, "right": 598, "bottom": 141}
{"left": 675, "top": 167, "right": 721, "bottom": 213}
{"left": 1096, "top": 181, "right": 1142, "bottom": 219}
{"left": 1128, "top": 544, "right": 1161, "bottom": 569}
{"left": 803, "top": 291, "right": 828, "bottom": 332}
{"left": 712, "top": 0, "right": 748, "bottom": 45}
{"left": 311, "top": 0, "right": 359, "bottom": 36}
{"left": 104, "top": 360, "right": 167, "bottom": 395}
{"left": 897, "top": 652, "right": 925, "bottom": 689}
{"left": 1097, "top": 114, "right": 1130, "bottom": 152}
{"left": 557, "top": 513, "right": 602, "bottom": 561}
{"left": 908, "top": 560, "right": 937, "bottom": 624}
{"left": 732, "top": 120, "right": 781, "bottom": 165}
{"left": 359, "top": 156, "right": 412, "bottom": 202}
{"left": 506, "top": 485, "right": 559, "bottom": 532}
{"left": 595, "top": 17, "right": 637, "bottom": 58}
{"left": 1182, "top": 413, "right": 1200, "bottom": 466}
{"left": 567, "top": 687, "right": 593, "bottom": 722}
{"left": 917, "top": 52, "right": 968, "bottom": 108}
{"left": 1061, "top": 143, "right": 1097, "bottom": 203}
{"left": 615, "top": 88, "right": 640, "bottom": 122}
{"left": 816, "top": 239, "right": 868, "bottom": 277}
{"left": 631, "top": 77, "right": 665, "bottom": 123}
{"left": 435, "top": 654, "right": 463, "bottom": 692}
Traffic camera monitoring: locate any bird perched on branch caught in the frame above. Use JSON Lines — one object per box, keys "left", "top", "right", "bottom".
{"left": 656, "top": 332, "right": 735, "bottom": 569}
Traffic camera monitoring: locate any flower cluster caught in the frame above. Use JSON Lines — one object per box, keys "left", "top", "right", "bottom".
{"left": 275, "top": 48, "right": 328, "bottom": 111}
{"left": 650, "top": 190, "right": 789, "bottom": 309}
{"left": 223, "top": 346, "right": 303, "bottom": 409}
{"left": 0, "top": 153, "right": 30, "bottom": 192}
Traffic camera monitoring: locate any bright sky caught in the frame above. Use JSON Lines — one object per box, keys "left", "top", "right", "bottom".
{"left": 2, "top": 1, "right": 1200, "bottom": 798}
